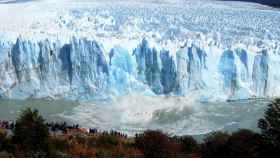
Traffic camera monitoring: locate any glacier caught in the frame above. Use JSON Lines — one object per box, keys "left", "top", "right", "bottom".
{"left": 0, "top": 36, "right": 279, "bottom": 101}
{"left": 0, "top": 0, "right": 280, "bottom": 102}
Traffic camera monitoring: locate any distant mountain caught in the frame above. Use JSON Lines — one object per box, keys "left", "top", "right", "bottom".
{"left": 222, "top": 0, "right": 280, "bottom": 7}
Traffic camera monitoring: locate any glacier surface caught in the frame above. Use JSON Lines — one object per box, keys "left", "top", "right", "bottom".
{"left": 0, "top": 0, "right": 280, "bottom": 101}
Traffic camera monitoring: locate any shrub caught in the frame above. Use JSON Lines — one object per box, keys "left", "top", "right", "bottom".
{"left": 201, "top": 131, "right": 230, "bottom": 158}
{"left": 0, "top": 128, "right": 7, "bottom": 150}
{"left": 258, "top": 98, "right": 280, "bottom": 147}
{"left": 135, "top": 130, "right": 180, "bottom": 158}
{"left": 0, "top": 129, "right": 14, "bottom": 155}
{"left": 69, "top": 141, "right": 96, "bottom": 158}
{"left": 49, "top": 137, "right": 70, "bottom": 153}
{"left": 96, "top": 134, "right": 119, "bottom": 149}
{"left": 0, "top": 151, "right": 12, "bottom": 158}
{"left": 226, "top": 129, "right": 263, "bottom": 158}
{"left": 174, "top": 135, "right": 199, "bottom": 153}
{"left": 0, "top": 129, "right": 14, "bottom": 154}
{"left": 258, "top": 98, "right": 280, "bottom": 157}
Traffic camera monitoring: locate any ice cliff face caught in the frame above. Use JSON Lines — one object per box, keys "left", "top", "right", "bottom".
{"left": 0, "top": 37, "right": 110, "bottom": 100}
{"left": 0, "top": 37, "right": 279, "bottom": 101}
{"left": 0, "top": 0, "right": 279, "bottom": 101}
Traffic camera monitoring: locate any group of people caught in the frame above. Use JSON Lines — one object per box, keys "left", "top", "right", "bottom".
{"left": 0, "top": 120, "right": 127, "bottom": 138}
{"left": 101, "top": 130, "right": 128, "bottom": 138}
{"left": 88, "top": 128, "right": 128, "bottom": 138}
{"left": 46, "top": 122, "right": 80, "bottom": 134}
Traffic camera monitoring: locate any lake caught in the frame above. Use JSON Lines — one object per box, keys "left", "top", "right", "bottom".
{"left": 0, "top": 94, "right": 270, "bottom": 136}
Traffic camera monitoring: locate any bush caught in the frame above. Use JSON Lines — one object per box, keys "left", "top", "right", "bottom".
{"left": 0, "top": 129, "right": 14, "bottom": 153}
{"left": 96, "top": 134, "right": 119, "bottom": 149}
{"left": 226, "top": 129, "right": 263, "bottom": 158}
{"left": 96, "top": 146, "right": 143, "bottom": 158}
{"left": 0, "top": 151, "right": 13, "bottom": 158}
{"left": 258, "top": 98, "right": 280, "bottom": 157}
{"left": 174, "top": 135, "right": 199, "bottom": 153}
{"left": 0, "top": 128, "right": 7, "bottom": 150}
{"left": 258, "top": 98, "right": 280, "bottom": 147}
{"left": 201, "top": 131, "right": 230, "bottom": 158}
{"left": 49, "top": 137, "right": 70, "bottom": 154}
{"left": 13, "top": 108, "right": 50, "bottom": 156}
{"left": 0, "top": 129, "right": 14, "bottom": 154}
{"left": 69, "top": 141, "right": 96, "bottom": 158}
{"left": 135, "top": 130, "right": 180, "bottom": 158}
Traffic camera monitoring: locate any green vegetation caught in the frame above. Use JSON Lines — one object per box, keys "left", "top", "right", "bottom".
{"left": 0, "top": 99, "right": 280, "bottom": 158}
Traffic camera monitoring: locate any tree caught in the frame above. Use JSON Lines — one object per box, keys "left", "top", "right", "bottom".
{"left": 258, "top": 98, "right": 280, "bottom": 147}
{"left": 13, "top": 108, "right": 49, "bottom": 157}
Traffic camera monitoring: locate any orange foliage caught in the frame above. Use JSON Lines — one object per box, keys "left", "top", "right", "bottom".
{"left": 69, "top": 141, "right": 97, "bottom": 158}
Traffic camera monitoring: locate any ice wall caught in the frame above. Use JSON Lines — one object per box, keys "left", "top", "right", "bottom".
{"left": 0, "top": 37, "right": 278, "bottom": 101}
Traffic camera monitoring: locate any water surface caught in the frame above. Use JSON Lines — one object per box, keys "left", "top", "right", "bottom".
{"left": 0, "top": 96, "right": 269, "bottom": 136}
